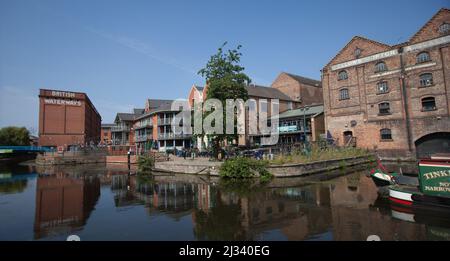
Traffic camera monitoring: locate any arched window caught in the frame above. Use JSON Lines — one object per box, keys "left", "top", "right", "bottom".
{"left": 338, "top": 70, "right": 348, "bottom": 80}
{"left": 380, "top": 128, "right": 392, "bottom": 140}
{"left": 416, "top": 52, "right": 430, "bottom": 63}
{"left": 339, "top": 88, "right": 349, "bottom": 100}
{"left": 421, "top": 97, "right": 436, "bottom": 111}
{"left": 419, "top": 73, "right": 433, "bottom": 87}
{"left": 378, "top": 102, "right": 390, "bottom": 115}
{"left": 377, "top": 81, "right": 389, "bottom": 94}
{"left": 439, "top": 22, "right": 450, "bottom": 34}
{"left": 375, "top": 61, "right": 387, "bottom": 73}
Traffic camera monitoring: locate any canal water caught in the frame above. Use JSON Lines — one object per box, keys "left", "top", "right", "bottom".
{"left": 0, "top": 162, "right": 449, "bottom": 241}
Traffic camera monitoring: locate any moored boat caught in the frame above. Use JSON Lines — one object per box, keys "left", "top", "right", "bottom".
{"left": 369, "top": 158, "right": 417, "bottom": 187}
{"left": 389, "top": 154, "right": 450, "bottom": 208}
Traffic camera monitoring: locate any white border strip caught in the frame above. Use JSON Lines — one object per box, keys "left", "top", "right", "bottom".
{"left": 391, "top": 210, "right": 415, "bottom": 222}
{"left": 419, "top": 163, "right": 450, "bottom": 168}
{"left": 389, "top": 189, "right": 413, "bottom": 202}
{"left": 331, "top": 35, "right": 450, "bottom": 71}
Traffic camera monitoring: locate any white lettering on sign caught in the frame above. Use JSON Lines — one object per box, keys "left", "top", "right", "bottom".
{"left": 331, "top": 50, "right": 398, "bottom": 71}
{"left": 51, "top": 91, "right": 76, "bottom": 98}
{"left": 404, "top": 35, "right": 450, "bottom": 52}
{"left": 331, "top": 35, "right": 450, "bottom": 71}
{"left": 44, "top": 98, "right": 82, "bottom": 106}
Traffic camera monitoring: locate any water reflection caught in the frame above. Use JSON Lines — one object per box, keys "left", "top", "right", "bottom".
{"left": 34, "top": 172, "right": 100, "bottom": 239}
{"left": 0, "top": 163, "right": 448, "bottom": 241}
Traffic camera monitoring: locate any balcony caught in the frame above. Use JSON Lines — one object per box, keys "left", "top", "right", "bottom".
{"left": 278, "top": 125, "right": 310, "bottom": 133}
{"left": 135, "top": 135, "right": 153, "bottom": 142}
{"left": 111, "top": 125, "right": 130, "bottom": 132}
{"left": 157, "top": 118, "right": 173, "bottom": 125}
{"left": 135, "top": 122, "right": 153, "bottom": 130}
{"left": 157, "top": 133, "right": 191, "bottom": 140}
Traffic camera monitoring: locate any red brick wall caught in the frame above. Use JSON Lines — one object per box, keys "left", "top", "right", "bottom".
{"left": 271, "top": 72, "right": 323, "bottom": 105}
{"left": 322, "top": 9, "right": 450, "bottom": 157}
{"left": 38, "top": 89, "right": 101, "bottom": 148}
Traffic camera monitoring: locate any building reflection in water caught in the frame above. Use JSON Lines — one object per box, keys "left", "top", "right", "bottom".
{"left": 31, "top": 165, "right": 450, "bottom": 241}
{"left": 111, "top": 174, "right": 213, "bottom": 220}
{"left": 34, "top": 171, "right": 100, "bottom": 239}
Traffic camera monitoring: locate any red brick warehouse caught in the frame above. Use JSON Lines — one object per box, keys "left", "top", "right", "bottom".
{"left": 38, "top": 89, "right": 101, "bottom": 149}
{"left": 321, "top": 8, "right": 450, "bottom": 158}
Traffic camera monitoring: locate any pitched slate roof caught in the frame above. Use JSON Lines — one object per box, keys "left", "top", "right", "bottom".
{"left": 277, "top": 104, "right": 324, "bottom": 119}
{"left": 194, "top": 85, "right": 204, "bottom": 91}
{"left": 135, "top": 99, "right": 178, "bottom": 120}
{"left": 133, "top": 108, "right": 145, "bottom": 116}
{"left": 116, "top": 113, "right": 135, "bottom": 122}
{"left": 283, "top": 73, "right": 322, "bottom": 87}
{"left": 147, "top": 99, "right": 174, "bottom": 110}
{"left": 246, "top": 84, "right": 294, "bottom": 101}
{"left": 101, "top": 123, "right": 115, "bottom": 128}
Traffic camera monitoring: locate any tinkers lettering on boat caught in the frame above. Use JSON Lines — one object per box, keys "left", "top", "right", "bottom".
{"left": 179, "top": 245, "right": 214, "bottom": 259}
{"left": 422, "top": 170, "right": 450, "bottom": 180}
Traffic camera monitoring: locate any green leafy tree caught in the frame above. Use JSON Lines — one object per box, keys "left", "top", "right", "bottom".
{"left": 198, "top": 42, "right": 251, "bottom": 157}
{"left": 0, "top": 126, "right": 30, "bottom": 146}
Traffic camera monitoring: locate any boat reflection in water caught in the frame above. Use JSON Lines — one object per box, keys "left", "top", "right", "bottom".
{"left": 0, "top": 163, "right": 449, "bottom": 241}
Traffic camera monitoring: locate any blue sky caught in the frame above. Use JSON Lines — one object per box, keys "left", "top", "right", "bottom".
{"left": 0, "top": 0, "right": 448, "bottom": 133}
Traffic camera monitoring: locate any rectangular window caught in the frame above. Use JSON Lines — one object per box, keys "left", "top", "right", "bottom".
{"left": 377, "top": 82, "right": 389, "bottom": 93}
{"left": 380, "top": 129, "right": 392, "bottom": 140}
{"left": 422, "top": 98, "right": 436, "bottom": 111}
{"left": 378, "top": 103, "right": 390, "bottom": 115}
{"left": 419, "top": 73, "right": 433, "bottom": 87}
{"left": 339, "top": 89, "right": 349, "bottom": 100}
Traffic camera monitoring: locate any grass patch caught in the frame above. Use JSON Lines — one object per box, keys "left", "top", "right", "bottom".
{"left": 271, "top": 146, "right": 371, "bottom": 165}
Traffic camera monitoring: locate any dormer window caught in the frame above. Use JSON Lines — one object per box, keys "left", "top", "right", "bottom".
{"left": 338, "top": 70, "right": 348, "bottom": 80}
{"left": 375, "top": 61, "right": 387, "bottom": 73}
{"left": 438, "top": 22, "right": 450, "bottom": 34}
{"left": 416, "top": 52, "right": 430, "bottom": 64}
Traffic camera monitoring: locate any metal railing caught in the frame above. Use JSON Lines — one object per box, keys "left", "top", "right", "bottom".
{"left": 157, "top": 118, "right": 172, "bottom": 125}
{"left": 278, "top": 126, "right": 311, "bottom": 133}
{"left": 111, "top": 125, "right": 130, "bottom": 132}
{"left": 135, "top": 135, "right": 153, "bottom": 142}
{"left": 157, "top": 133, "right": 191, "bottom": 139}
{"left": 135, "top": 122, "right": 152, "bottom": 129}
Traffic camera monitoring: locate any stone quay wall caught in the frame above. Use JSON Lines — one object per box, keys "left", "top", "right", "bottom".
{"left": 36, "top": 151, "right": 107, "bottom": 166}
{"left": 268, "top": 155, "right": 374, "bottom": 177}
{"left": 152, "top": 155, "right": 374, "bottom": 177}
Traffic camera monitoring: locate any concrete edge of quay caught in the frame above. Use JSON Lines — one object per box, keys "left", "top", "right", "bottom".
{"left": 152, "top": 154, "right": 376, "bottom": 178}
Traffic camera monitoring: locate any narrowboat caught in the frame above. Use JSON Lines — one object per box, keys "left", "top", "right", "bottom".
{"left": 369, "top": 158, "right": 417, "bottom": 187}
{"left": 388, "top": 154, "right": 450, "bottom": 208}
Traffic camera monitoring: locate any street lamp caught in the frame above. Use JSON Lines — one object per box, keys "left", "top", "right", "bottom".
{"left": 301, "top": 105, "right": 310, "bottom": 154}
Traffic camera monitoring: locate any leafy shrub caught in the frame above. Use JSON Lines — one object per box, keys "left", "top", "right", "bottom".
{"left": 137, "top": 155, "right": 155, "bottom": 172}
{"left": 219, "top": 157, "right": 272, "bottom": 182}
